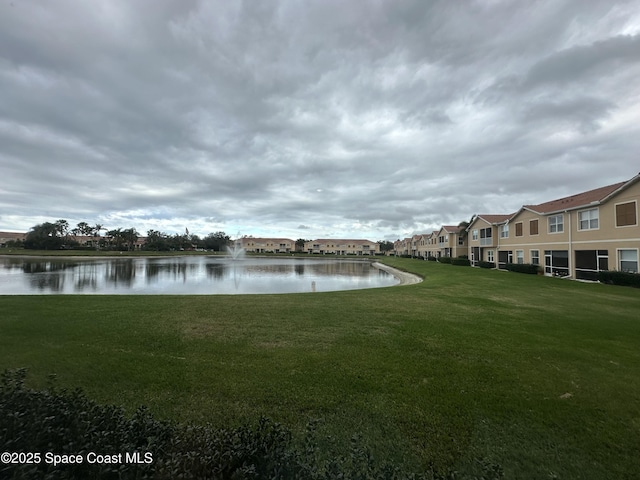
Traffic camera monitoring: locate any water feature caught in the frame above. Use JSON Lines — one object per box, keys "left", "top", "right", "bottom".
{"left": 0, "top": 256, "right": 399, "bottom": 295}
{"left": 226, "top": 237, "right": 245, "bottom": 260}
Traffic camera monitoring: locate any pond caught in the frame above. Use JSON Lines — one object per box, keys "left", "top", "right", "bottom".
{"left": 0, "top": 256, "right": 399, "bottom": 295}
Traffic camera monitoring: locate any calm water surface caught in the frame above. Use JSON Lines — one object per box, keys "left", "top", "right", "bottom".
{"left": 0, "top": 256, "right": 399, "bottom": 295}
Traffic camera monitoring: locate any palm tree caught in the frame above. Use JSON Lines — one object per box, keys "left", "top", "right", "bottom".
{"left": 457, "top": 215, "right": 476, "bottom": 240}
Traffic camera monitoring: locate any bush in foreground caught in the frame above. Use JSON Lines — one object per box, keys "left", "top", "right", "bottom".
{"left": 1, "top": 369, "right": 502, "bottom": 480}
{"left": 451, "top": 258, "right": 471, "bottom": 266}
{"left": 505, "top": 263, "right": 540, "bottom": 275}
{"left": 598, "top": 270, "right": 640, "bottom": 288}
{"left": 477, "top": 261, "right": 495, "bottom": 269}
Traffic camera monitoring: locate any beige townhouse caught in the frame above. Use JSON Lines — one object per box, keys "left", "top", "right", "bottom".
{"left": 0, "top": 232, "right": 26, "bottom": 247}
{"left": 239, "top": 237, "right": 295, "bottom": 253}
{"left": 493, "top": 173, "right": 640, "bottom": 278}
{"left": 304, "top": 239, "right": 379, "bottom": 255}
{"left": 436, "top": 225, "right": 467, "bottom": 258}
{"left": 415, "top": 233, "right": 430, "bottom": 259}
{"left": 466, "top": 214, "right": 513, "bottom": 266}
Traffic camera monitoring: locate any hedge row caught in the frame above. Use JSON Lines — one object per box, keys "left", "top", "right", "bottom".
{"left": 505, "top": 263, "right": 541, "bottom": 275}
{"left": 598, "top": 270, "right": 640, "bottom": 288}
{"left": 451, "top": 258, "right": 471, "bottom": 266}
{"left": 0, "top": 369, "right": 503, "bottom": 480}
{"left": 478, "top": 261, "right": 495, "bottom": 269}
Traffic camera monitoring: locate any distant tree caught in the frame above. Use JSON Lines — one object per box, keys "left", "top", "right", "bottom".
{"left": 106, "top": 228, "right": 123, "bottom": 250}
{"left": 24, "top": 222, "right": 63, "bottom": 250}
{"left": 295, "top": 239, "right": 310, "bottom": 252}
{"left": 457, "top": 215, "right": 476, "bottom": 239}
{"left": 145, "top": 230, "right": 170, "bottom": 251}
{"left": 203, "top": 232, "right": 230, "bottom": 252}
{"left": 92, "top": 224, "right": 104, "bottom": 249}
{"left": 122, "top": 228, "right": 139, "bottom": 251}
{"left": 377, "top": 240, "right": 394, "bottom": 252}
{"left": 55, "top": 219, "right": 69, "bottom": 239}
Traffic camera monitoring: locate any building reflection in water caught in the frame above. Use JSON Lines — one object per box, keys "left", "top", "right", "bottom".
{"left": 0, "top": 257, "right": 398, "bottom": 294}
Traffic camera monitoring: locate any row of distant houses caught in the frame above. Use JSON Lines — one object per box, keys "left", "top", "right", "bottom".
{"left": 0, "top": 231, "right": 380, "bottom": 256}
{"left": 237, "top": 238, "right": 380, "bottom": 255}
{"left": 394, "top": 172, "right": 640, "bottom": 279}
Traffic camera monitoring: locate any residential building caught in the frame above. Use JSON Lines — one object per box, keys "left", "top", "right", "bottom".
{"left": 0, "top": 232, "right": 26, "bottom": 247}
{"left": 436, "top": 225, "right": 467, "bottom": 258}
{"left": 466, "top": 214, "right": 513, "bottom": 266}
{"left": 238, "top": 237, "right": 295, "bottom": 254}
{"left": 304, "top": 239, "right": 379, "bottom": 255}
{"left": 498, "top": 175, "right": 640, "bottom": 278}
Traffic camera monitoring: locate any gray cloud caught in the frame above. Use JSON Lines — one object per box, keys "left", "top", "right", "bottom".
{"left": 1, "top": 0, "right": 639, "bottom": 241}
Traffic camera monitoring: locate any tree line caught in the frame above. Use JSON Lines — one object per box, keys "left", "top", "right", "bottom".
{"left": 13, "top": 220, "right": 395, "bottom": 253}
{"left": 18, "top": 220, "right": 232, "bottom": 252}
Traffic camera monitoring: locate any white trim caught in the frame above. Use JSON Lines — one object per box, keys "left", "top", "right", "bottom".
{"left": 548, "top": 214, "right": 564, "bottom": 234}
{"left": 577, "top": 207, "right": 600, "bottom": 232}
{"left": 617, "top": 248, "right": 639, "bottom": 273}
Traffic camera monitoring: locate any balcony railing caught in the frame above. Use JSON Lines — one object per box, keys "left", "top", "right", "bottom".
{"left": 480, "top": 238, "right": 493, "bottom": 246}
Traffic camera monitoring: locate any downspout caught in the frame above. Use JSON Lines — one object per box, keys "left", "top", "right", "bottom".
{"left": 566, "top": 210, "right": 573, "bottom": 278}
{"left": 495, "top": 222, "right": 500, "bottom": 270}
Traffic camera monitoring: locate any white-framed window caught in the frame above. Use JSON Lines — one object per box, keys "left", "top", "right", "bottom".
{"left": 516, "top": 250, "right": 524, "bottom": 264}
{"left": 531, "top": 250, "right": 540, "bottom": 265}
{"left": 618, "top": 249, "right": 638, "bottom": 273}
{"left": 472, "top": 229, "right": 478, "bottom": 241}
{"left": 578, "top": 208, "right": 599, "bottom": 231}
{"left": 549, "top": 214, "right": 564, "bottom": 233}
{"left": 500, "top": 224, "right": 509, "bottom": 238}
{"left": 487, "top": 250, "right": 494, "bottom": 263}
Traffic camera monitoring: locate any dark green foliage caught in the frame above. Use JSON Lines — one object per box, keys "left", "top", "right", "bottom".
{"left": 598, "top": 270, "right": 640, "bottom": 288}
{"left": 505, "top": 263, "right": 540, "bottom": 274}
{"left": 477, "top": 261, "right": 495, "bottom": 269}
{"left": 0, "top": 369, "right": 502, "bottom": 480}
{"left": 451, "top": 258, "right": 471, "bottom": 266}
{"left": 427, "top": 256, "right": 438, "bottom": 261}
{"left": 437, "top": 257, "right": 452, "bottom": 264}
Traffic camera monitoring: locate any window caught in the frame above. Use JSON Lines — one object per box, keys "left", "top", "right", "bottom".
{"left": 500, "top": 224, "right": 509, "bottom": 238}
{"left": 472, "top": 229, "right": 478, "bottom": 241}
{"left": 531, "top": 250, "right": 540, "bottom": 265}
{"left": 516, "top": 250, "right": 524, "bottom": 264}
{"left": 487, "top": 250, "right": 494, "bottom": 263}
{"left": 458, "top": 236, "right": 464, "bottom": 246}
{"left": 515, "top": 222, "right": 523, "bottom": 237}
{"left": 616, "top": 202, "right": 637, "bottom": 227}
{"left": 549, "top": 214, "right": 564, "bottom": 233}
{"left": 530, "top": 219, "right": 539, "bottom": 235}
{"left": 619, "top": 249, "right": 638, "bottom": 273}
{"left": 578, "top": 208, "right": 599, "bottom": 230}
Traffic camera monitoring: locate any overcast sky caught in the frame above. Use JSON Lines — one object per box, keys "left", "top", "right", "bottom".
{"left": 1, "top": 1, "right": 639, "bottom": 241}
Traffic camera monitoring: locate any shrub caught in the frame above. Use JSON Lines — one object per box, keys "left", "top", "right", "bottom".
{"left": 438, "top": 257, "right": 452, "bottom": 264}
{"left": 0, "top": 369, "right": 503, "bottom": 480}
{"left": 505, "top": 263, "right": 540, "bottom": 275}
{"left": 451, "top": 257, "right": 471, "bottom": 266}
{"left": 598, "top": 270, "right": 640, "bottom": 288}
{"left": 427, "top": 256, "right": 438, "bottom": 261}
{"left": 478, "top": 261, "right": 495, "bottom": 269}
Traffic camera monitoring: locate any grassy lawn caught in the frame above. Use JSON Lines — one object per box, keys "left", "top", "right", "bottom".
{"left": 1, "top": 258, "right": 639, "bottom": 478}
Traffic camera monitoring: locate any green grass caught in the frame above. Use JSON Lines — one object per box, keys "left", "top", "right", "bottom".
{"left": 1, "top": 258, "right": 639, "bottom": 478}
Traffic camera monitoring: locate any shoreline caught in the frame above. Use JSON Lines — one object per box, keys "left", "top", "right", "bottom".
{"left": 372, "top": 262, "right": 423, "bottom": 286}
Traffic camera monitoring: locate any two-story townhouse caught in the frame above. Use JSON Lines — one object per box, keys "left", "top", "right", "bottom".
{"left": 239, "top": 237, "right": 295, "bottom": 253}
{"left": 415, "top": 234, "right": 429, "bottom": 259}
{"left": 436, "top": 226, "right": 467, "bottom": 258}
{"left": 0, "top": 231, "right": 26, "bottom": 247}
{"left": 466, "top": 214, "right": 513, "bottom": 266}
{"left": 497, "top": 174, "right": 640, "bottom": 278}
{"left": 304, "top": 239, "right": 380, "bottom": 255}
